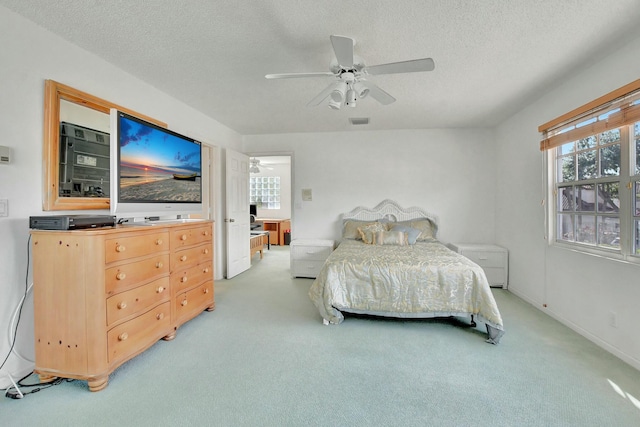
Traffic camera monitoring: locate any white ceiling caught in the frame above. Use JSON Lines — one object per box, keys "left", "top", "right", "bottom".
{"left": 4, "top": 0, "right": 640, "bottom": 135}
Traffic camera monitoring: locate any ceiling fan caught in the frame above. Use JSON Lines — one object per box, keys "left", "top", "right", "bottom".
{"left": 265, "top": 35, "right": 435, "bottom": 110}
{"left": 250, "top": 158, "right": 273, "bottom": 173}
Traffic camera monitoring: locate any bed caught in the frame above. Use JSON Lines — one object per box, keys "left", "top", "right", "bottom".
{"left": 308, "top": 200, "right": 505, "bottom": 344}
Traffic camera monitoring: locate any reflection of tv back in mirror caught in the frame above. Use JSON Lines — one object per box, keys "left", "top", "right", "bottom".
{"left": 59, "top": 122, "right": 110, "bottom": 198}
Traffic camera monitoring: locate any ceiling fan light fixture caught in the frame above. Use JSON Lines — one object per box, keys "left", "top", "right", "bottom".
{"left": 328, "top": 99, "right": 342, "bottom": 110}
{"left": 346, "top": 89, "right": 357, "bottom": 107}
{"left": 249, "top": 165, "right": 260, "bottom": 173}
{"left": 330, "top": 81, "right": 348, "bottom": 103}
{"left": 353, "top": 81, "right": 369, "bottom": 99}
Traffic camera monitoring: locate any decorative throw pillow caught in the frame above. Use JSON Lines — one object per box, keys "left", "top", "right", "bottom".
{"left": 389, "top": 225, "right": 422, "bottom": 244}
{"left": 395, "top": 219, "right": 437, "bottom": 241}
{"left": 343, "top": 220, "right": 376, "bottom": 240}
{"left": 357, "top": 222, "right": 386, "bottom": 244}
{"left": 375, "top": 230, "right": 408, "bottom": 246}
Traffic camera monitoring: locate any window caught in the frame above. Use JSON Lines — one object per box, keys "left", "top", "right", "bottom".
{"left": 250, "top": 176, "right": 281, "bottom": 209}
{"left": 540, "top": 79, "right": 640, "bottom": 259}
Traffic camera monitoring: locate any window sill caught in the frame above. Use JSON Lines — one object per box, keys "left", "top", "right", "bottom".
{"left": 550, "top": 240, "right": 640, "bottom": 267}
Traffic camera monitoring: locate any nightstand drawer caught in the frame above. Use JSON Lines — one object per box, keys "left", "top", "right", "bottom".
{"left": 450, "top": 243, "right": 508, "bottom": 289}
{"left": 484, "top": 267, "right": 506, "bottom": 286}
{"left": 292, "top": 260, "right": 325, "bottom": 278}
{"left": 460, "top": 250, "right": 504, "bottom": 268}
{"left": 292, "top": 245, "right": 333, "bottom": 261}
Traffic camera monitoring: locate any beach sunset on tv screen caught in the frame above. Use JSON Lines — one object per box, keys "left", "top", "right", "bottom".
{"left": 118, "top": 115, "right": 202, "bottom": 203}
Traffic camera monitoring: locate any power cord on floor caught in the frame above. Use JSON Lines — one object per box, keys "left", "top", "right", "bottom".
{"left": 4, "top": 371, "right": 72, "bottom": 399}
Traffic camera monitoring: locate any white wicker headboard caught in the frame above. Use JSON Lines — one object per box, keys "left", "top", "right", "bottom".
{"left": 343, "top": 199, "right": 439, "bottom": 227}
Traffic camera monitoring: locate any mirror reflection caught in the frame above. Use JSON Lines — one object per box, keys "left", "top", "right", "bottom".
{"left": 59, "top": 100, "right": 110, "bottom": 199}
{"left": 42, "top": 80, "right": 166, "bottom": 211}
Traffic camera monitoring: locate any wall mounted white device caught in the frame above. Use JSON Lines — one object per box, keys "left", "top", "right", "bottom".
{"left": 0, "top": 145, "right": 12, "bottom": 164}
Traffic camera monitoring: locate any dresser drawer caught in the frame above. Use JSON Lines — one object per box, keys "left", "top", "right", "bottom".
{"left": 105, "top": 231, "right": 169, "bottom": 264}
{"left": 171, "top": 261, "right": 213, "bottom": 293}
{"left": 171, "top": 225, "right": 212, "bottom": 248}
{"left": 176, "top": 281, "right": 214, "bottom": 322}
{"left": 171, "top": 244, "right": 212, "bottom": 269}
{"left": 460, "top": 250, "right": 504, "bottom": 268}
{"left": 107, "top": 302, "right": 171, "bottom": 364}
{"left": 105, "top": 254, "right": 170, "bottom": 296}
{"left": 106, "top": 277, "right": 170, "bottom": 327}
{"left": 292, "top": 260, "right": 326, "bottom": 278}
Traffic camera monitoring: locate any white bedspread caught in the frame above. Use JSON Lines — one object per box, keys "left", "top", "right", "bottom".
{"left": 308, "top": 239, "right": 504, "bottom": 343}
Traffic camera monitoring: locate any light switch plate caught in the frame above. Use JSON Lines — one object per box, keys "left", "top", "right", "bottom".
{"left": 0, "top": 199, "right": 7, "bottom": 217}
{"left": 301, "top": 188, "right": 312, "bottom": 201}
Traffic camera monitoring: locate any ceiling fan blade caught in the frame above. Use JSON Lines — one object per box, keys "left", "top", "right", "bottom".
{"left": 330, "top": 35, "right": 354, "bottom": 68}
{"left": 306, "top": 82, "right": 339, "bottom": 107}
{"left": 265, "top": 72, "right": 334, "bottom": 79}
{"left": 358, "top": 81, "right": 396, "bottom": 105}
{"left": 366, "top": 58, "right": 435, "bottom": 75}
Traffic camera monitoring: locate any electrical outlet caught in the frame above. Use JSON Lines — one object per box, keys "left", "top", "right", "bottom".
{"left": 609, "top": 311, "right": 617, "bottom": 328}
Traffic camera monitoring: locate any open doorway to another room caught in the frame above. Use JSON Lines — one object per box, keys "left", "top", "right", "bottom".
{"left": 248, "top": 155, "right": 292, "bottom": 263}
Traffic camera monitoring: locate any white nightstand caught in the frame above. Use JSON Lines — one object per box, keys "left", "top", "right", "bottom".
{"left": 449, "top": 243, "right": 508, "bottom": 289}
{"left": 290, "top": 239, "right": 334, "bottom": 278}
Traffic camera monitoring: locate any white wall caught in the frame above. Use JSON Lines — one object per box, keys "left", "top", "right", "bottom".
{"left": 0, "top": 6, "right": 242, "bottom": 387}
{"left": 495, "top": 33, "right": 640, "bottom": 370}
{"left": 243, "top": 129, "right": 498, "bottom": 244}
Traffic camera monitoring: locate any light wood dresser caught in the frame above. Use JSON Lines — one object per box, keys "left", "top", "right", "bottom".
{"left": 30, "top": 220, "right": 214, "bottom": 391}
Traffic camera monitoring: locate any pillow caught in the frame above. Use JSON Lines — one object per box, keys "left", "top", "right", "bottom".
{"left": 389, "top": 225, "right": 421, "bottom": 244}
{"left": 374, "top": 230, "right": 408, "bottom": 246}
{"left": 394, "top": 218, "right": 437, "bottom": 241}
{"left": 343, "top": 220, "right": 375, "bottom": 240}
{"left": 357, "top": 222, "right": 386, "bottom": 244}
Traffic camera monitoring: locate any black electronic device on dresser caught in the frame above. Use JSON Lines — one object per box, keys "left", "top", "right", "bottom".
{"left": 29, "top": 215, "right": 116, "bottom": 230}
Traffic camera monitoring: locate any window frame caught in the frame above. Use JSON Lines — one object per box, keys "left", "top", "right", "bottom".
{"left": 545, "top": 117, "right": 640, "bottom": 264}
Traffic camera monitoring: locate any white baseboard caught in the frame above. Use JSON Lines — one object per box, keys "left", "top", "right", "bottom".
{"left": 508, "top": 288, "right": 640, "bottom": 372}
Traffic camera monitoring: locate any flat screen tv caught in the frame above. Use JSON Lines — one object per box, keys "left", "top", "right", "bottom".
{"left": 109, "top": 109, "right": 203, "bottom": 221}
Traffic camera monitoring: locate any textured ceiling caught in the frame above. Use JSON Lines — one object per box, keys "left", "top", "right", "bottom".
{"left": 4, "top": 0, "right": 640, "bottom": 135}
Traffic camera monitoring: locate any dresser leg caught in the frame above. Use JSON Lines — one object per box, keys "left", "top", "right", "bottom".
{"left": 88, "top": 375, "right": 108, "bottom": 392}
{"left": 38, "top": 373, "right": 57, "bottom": 383}
{"left": 206, "top": 302, "right": 216, "bottom": 311}
{"left": 163, "top": 330, "right": 177, "bottom": 341}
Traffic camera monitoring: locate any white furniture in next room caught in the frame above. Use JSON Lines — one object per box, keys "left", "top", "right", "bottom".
{"left": 290, "top": 239, "right": 334, "bottom": 278}
{"left": 449, "top": 243, "right": 509, "bottom": 289}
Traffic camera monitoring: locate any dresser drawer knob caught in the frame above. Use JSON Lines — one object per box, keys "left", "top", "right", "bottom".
{"left": 180, "top": 255, "right": 187, "bottom": 262}
{"left": 181, "top": 234, "right": 188, "bottom": 241}
{"left": 203, "top": 267, "right": 209, "bottom": 274}
{"left": 116, "top": 245, "right": 126, "bottom": 253}
{"left": 117, "top": 301, "right": 127, "bottom": 310}
{"left": 203, "top": 248, "right": 209, "bottom": 255}
{"left": 116, "top": 272, "right": 126, "bottom": 280}
{"left": 155, "top": 239, "right": 163, "bottom": 246}
{"left": 118, "top": 332, "right": 128, "bottom": 341}
{"left": 203, "top": 288, "right": 209, "bottom": 294}
{"left": 156, "top": 313, "right": 164, "bottom": 320}
{"left": 181, "top": 299, "right": 188, "bottom": 306}
{"left": 202, "top": 230, "right": 209, "bottom": 236}
{"left": 181, "top": 276, "right": 188, "bottom": 283}
{"left": 156, "top": 286, "right": 165, "bottom": 294}
{"left": 156, "top": 262, "right": 163, "bottom": 269}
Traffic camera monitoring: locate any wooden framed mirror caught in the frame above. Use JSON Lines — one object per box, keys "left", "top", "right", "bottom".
{"left": 43, "top": 80, "right": 167, "bottom": 211}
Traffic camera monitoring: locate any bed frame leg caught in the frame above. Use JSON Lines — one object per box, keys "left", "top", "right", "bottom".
{"left": 470, "top": 315, "right": 477, "bottom": 327}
